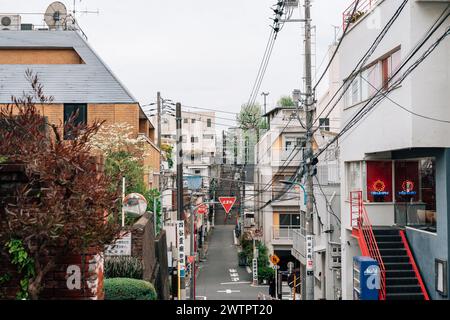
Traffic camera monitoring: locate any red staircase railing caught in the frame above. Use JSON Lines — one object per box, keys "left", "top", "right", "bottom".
{"left": 350, "top": 191, "right": 386, "bottom": 300}
{"left": 399, "top": 230, "right": 430, "bottom": 300}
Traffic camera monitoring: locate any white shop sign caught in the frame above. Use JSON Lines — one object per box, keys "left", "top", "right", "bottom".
{"left": 177, "top": 220, "right": 186, "bottom": 277}
{"left": 105, "top": 233, "right": 132, "bottom": 256}
{"left": 306, "top": 235, "right": 314, "bottom": 275}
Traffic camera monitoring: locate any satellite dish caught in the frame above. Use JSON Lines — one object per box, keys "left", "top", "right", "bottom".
{"left": 44, "top": 1, "right": 68, "bottom": 30}
{"left": 123, "top": 193, "right": 148, "bottom": 217}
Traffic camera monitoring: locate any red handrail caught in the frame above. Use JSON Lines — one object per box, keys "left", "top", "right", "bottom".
{"left": 350, "top": 191, "right": 386, "bottom": 300}
{"left": 399, "top": 230, "right": 430, "bottom": 300}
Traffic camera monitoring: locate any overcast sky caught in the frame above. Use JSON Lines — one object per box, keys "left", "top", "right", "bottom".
{"left": 2, "top": 0, "right": 350, "bottom": 124}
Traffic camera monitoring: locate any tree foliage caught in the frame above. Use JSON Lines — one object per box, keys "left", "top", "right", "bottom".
{"left": 0, "top": 70, "right": 122, "bottom": 299}
{"left": 277, "top": 95, "right": 295, "bottom": 108}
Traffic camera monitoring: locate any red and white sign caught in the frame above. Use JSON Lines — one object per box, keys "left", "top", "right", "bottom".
{"left": 197, "top": 204, "right": 208, "bottom": 215}
{"left": 219, "top": 197, "right": 237, "bottom": 214}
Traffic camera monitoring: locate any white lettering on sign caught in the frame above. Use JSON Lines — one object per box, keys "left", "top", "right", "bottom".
{"left": 66, "top": 265, "right": 81, "bottom": 290}
{"left": 365, "top": 265, "right": 381, "bottom": 290}
{"left": 252, "top": 259, "right": 258, "bottom": 283}
{"left": 306, "top": 235, "right": 314, "bottom": 271}
{"left": 178, "top": 221, "right": 186, "bottom": 274}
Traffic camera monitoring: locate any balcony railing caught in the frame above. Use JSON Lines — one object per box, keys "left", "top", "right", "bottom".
{"left": 272, "top": 226, "right": 301, "bottom": 243}
{"left": 292, "top": 227, "right": 308, "bottom": 263}
{"left": 342, "top": 0, "right": 379, "bottom": 30}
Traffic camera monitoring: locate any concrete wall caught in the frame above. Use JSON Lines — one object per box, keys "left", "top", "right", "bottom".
{"left": 400, "top": 148, "right": 450, "bottom": 300}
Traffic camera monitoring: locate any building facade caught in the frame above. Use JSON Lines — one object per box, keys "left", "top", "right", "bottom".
{"left": 0, "top": 29, "right": 160, "bottom": 190}
{"left": 254, "top": 106, "right": 306, "bottom": 271}
{"left": 338, "top": 0, "right": 450, "bottom": 299}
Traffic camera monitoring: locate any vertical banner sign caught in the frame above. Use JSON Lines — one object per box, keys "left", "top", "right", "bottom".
{"left": 177, "top": 220, "right": 186, "bottom": 278}
{"left": 306, "top": 235, "right": 314, "bottom": 276}
{"left": 252, "top": 258, "right": 258, "bottom": 285}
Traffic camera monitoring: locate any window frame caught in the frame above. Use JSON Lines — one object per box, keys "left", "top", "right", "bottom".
{"left": 63, "top": 103, "right": 87, "bottom": 140}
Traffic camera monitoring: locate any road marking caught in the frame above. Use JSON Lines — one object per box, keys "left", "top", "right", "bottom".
{"left": 217, "top": 289, "right": 241, "bottom": 294}
{"left": 196, "top": 296, "right": 207, "bottom": 300}
{"left": 220, "top": 281, "right": 251, "bottom": 285}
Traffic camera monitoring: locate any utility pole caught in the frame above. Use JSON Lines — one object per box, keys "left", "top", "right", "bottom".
{"left": 190, "top": 199, "right": 196, "bottom": 300}
{"left": 176, "top": 102, "right": 186, "bottom": 300}
{"left": 261, "top": 92, "right": 270, "bottom": 130}
{"left": 303, "top": 0, "right": 315, "bottom": 301}
{"left": 157, "top": 92, "right": 162, "bottom": 236}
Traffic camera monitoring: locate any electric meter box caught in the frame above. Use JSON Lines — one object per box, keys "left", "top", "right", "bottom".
{"left": 353, "top": 256, "right": 380, "bottom": 300}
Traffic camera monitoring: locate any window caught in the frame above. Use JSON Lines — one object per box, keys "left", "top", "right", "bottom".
{"left": 366, "top": 161, "right": 393, "bottom": 203}
{"left": 345, "top": 49, "right": 400, "bottom": 107}
{"left": 184, "top": 118, "right": 188, "bottom": 124}
{"left": 347, "top": 162, "right": 361, "bottom": 195}
{"left": 207, "top": 118, "right": 212, "bottom": 127}
{"left": 194, "top": 169, "right": 201, "bottom": 175}
{"left": 210, "top": 152, "right": 214, "bottom": 157}
{"left": 191, "top": 119, "right": 196, "bottom": 124}
{"left": 191, "top": 136, "right": 198, "bottom": 143}
{"left": 64, "top": 104, "right": 87, "bottom": 140}
{"left": 191, "top": 154, "right": 195, "bottom": 162}
{"left": 279, "top": 214, "right": 300, "bottom": 226}
{"left": 319, "top": 118, "right": 330, "bottom": 131}
{"left": 394, "top": 158, "right": 436, "bottom": 231}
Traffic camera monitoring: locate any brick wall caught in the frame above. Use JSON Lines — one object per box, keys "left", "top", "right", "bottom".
{"left": 0, "top": 164, "right": 104, "bottom": 300}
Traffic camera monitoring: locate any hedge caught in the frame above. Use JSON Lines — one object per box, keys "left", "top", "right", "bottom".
{"left": 104, "top": 278, "right": 157, "bottom": 300}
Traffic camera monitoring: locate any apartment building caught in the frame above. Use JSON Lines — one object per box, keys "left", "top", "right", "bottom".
{"left": 254, "top": 106, "right": 306, "bottom": 271}
{"left": 156, "top": 110, "right": 216, "bottom": 189}
{"left": 0, "top": 28, "right": 160, "bottom": 189}
{"left": 338, "top": 0, "right": 450, "bottom": 300}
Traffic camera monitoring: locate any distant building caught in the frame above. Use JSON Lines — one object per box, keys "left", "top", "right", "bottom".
{"left": 0, "top": 28, "right": 160, "bottom": 189}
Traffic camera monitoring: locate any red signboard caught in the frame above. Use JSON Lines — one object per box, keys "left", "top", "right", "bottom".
{"left": 366, "top": 161, "right": 393, "bottom": 203}
{"left": 219, "top": 197, "right": 237, "bottom": 214}
{"left": 197, "top": 204, "right": 208, "bottom": 215}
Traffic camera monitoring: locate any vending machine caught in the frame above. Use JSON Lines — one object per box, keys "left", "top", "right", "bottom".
{"left": 353, "top": 256, "right": 380, "bottom": 300}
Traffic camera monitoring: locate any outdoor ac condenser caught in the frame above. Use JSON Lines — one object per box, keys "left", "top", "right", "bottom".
{"left": 0, "top": 15, "right": 21, "bottom": 31}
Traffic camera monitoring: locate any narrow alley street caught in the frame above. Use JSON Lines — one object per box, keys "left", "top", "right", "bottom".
{"left": 195, "top": 225, "right": 264, "bottom": 300}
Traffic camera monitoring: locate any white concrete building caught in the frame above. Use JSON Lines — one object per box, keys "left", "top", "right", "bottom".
{"left": 156, "top": 110, "right": 217, "bottom": 188}
{"left": 255, "top": 106, "right": 306, "bottom": 270}
{"left": 337, "top": 0, "right": 450, "bottom": 300}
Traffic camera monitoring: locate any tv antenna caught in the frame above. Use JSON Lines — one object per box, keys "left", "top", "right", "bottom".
{"left": 72, "top": 0, "right": 100, "bottom": 17}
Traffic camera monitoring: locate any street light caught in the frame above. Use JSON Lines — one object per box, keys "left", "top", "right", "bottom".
{"left": 280, "top": 180, "right": 307, "bottom": 205}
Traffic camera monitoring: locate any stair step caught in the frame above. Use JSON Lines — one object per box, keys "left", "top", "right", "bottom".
{"left": 386, "top": 285, "right": 423, "bottom": 294}
{"left": 384, "top": 262, "right": 414, "bottom": 271}
{"left": 373, "top": 229, "right": 400, "bottom": 236}
{"left": 377, "top": 241, "right": 405, "bottom": 249}
{"left": 386, "top": 292, "right": 425, "bottom": 300}
{"left": 386, "top": 277, "right": 419, "bottom": 286}
{"left": 382, "top": 255, "right": 410, "bottom": 263}
{"left": 385, "top": 270, "right": 416, "bottom": 278}
{"left": 374, "top": 235, "right": 402, "bottom": 242}
{"left": 379, "top": 248, "right": 407, "bottom": 256}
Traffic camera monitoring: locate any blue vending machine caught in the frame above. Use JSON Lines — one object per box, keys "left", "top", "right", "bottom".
{"left": 353, "top": 256, "right": 380, "bottom": 300}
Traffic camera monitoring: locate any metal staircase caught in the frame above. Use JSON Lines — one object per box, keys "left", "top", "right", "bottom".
{"left": 350, "top": 191, "right": 429, "bottom": 300}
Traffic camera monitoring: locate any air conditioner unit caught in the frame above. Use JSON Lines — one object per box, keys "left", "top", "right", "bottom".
{"left": 285, "top": 0, "right": 299, "bottom": 7}
{"left": 0, "top": 15, "right": 21, "bottom": 31}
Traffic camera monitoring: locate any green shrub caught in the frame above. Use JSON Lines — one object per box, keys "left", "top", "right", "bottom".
{"left": 104, "top": 278, "right": 157, "bottom": 300}
{"left": 104, "top": 256, "right": 143, "bottom": 279}
{"left": 258, "top": 266, "right": 274, "bottom": 282}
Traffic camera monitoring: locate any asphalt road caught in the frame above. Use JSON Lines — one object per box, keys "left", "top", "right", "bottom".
{"left": 194, "top": 225, "right": 266, "bottom": 300}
